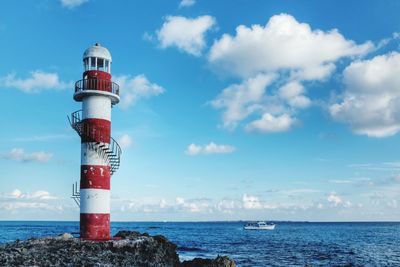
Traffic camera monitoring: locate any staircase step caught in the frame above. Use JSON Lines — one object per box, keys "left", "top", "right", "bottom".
{"left": 69, "top": 109, "right": 121, "bottom": 175}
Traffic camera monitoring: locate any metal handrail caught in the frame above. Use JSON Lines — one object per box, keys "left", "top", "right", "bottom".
{"left": 68, "top": 110, "right": 122, "bottom": 175}
{"left": 71, "top": 182, "right": 80, "bottom": 207}
{"left": 75, "top": 79, "right": 120, "bottom": 96}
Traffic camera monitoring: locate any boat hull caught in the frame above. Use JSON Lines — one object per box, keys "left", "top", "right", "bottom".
{"left": 244, "top": 225, "right": 275, "bottom": 230}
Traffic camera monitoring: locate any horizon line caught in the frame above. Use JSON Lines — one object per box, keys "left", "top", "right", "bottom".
{"left": 0, "top": 220, "right": 399, "bottom": 223}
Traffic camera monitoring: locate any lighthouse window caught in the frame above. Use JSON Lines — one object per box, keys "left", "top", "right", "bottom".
{"left": 90, "top": 57, "right": 96, "bottom": 70}
{"left": 84, "top": 58, "right": 89, "bottom": 71}
{"left": 105, "top": 60, "right": 109, "bottom": 72}
{"left": 97, "top": 58, "right": 105, "bottom": 71}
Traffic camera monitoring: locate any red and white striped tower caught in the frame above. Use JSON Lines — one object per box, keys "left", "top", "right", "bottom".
{"left": 70, "top": 43, "right": 121, "bottom": 240}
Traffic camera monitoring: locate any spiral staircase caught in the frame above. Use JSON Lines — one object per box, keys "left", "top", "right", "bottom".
{"left": 68, "top": 110, "right": 122, "bottom": 207}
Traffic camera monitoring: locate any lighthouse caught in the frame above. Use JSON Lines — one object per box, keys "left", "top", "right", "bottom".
{"left": 69, "top": 43, "right": 121, "bottom": 240}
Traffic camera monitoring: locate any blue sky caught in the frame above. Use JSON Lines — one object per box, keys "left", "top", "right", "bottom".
{"left": 0, "top": 0, "right": 400, "bottom": 221}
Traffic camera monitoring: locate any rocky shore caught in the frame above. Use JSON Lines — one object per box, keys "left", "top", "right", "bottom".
{"left": 0, "top": 230, "right": 236, "bottom": 267}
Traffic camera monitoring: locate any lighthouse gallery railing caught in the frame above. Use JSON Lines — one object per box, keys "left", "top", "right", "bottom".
{"left": 75, "top": 79, "right": 120, "bottom": 96}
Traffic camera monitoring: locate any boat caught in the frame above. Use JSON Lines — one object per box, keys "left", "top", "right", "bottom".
{"left": 244, "top": 221, "right": 276, "bottom": 230}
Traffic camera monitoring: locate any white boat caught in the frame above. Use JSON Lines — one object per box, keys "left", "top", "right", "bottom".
{"left": 244, "top": 221, "right": 276, "bottom": 230}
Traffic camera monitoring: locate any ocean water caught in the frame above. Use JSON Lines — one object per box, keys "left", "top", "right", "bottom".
{"left": 0, "top": 221, "right": 399, "bottom": 266}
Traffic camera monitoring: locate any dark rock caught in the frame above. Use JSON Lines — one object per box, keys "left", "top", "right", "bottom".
{"left": 181, "top": 256, "right": 236, "bottom": 267}
{"left": 113, "top": 230, "right": 142, "bottom": 239}
{"left": 0, "top": 231, "right": 236, "bottom": 267}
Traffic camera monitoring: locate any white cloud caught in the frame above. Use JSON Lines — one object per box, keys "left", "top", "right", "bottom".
{"left": 1, "top": 202, "right": 61, "bottom": 211}
{"left": 186, "top": 144, "right": 202, "bottom": 155}
{"left": 60, "top": 0, "right": 88, "bottom": 9}
{"left": 157, "top": 15, "right": 215, "bottom": 56}
{"left": 216, "top": 199, "right": 241, "bottom": 213}
{"left": 387, "top": 199, "right": 398, "bottom": 208}
{"left": 0, "top": 190, "right": 63, "bottom": 212}
{"left": 330, "top": 52, "right": 400, "bottom": 137}
{"left": 118, "top": 134, "right": 133, "bottom": 149}
{"left": 112, "top": 190, "right": 380, "bottom": 219}
{"left": 30, "top": 191, "right": 57, "bottom": 200}
{"left": 176, "top": 197, "right": 185, "bottom": 205}
{"left": 241, "top": 194, "right": 310, "bottom": 210}
{"left": 242, "top": 194, "right": 262, "bottom": 209}
{"left": 115, "top": 74, "right": 165, "bottom": 109}
{"left": 186, "top": 142, "right": 236, "bottom": 155}
{"left": 118, "top": 197, "right": 170, "bottom": 214}
{"left": 209, "top": 13, "right": 373, "bottom": 79}
{"left": 327, "top": 192, "right": 342, "bottom": 206}
{"left": 245, "top": 113, "right": 295, "bottom": 133}
{"left": 0, "top": 71, "right": 71, "bottom": 92}
{"left": 375, "top": 32, "right": 400, "bottom": 50}
{"left": 142, "top": 32, "right": 154, "bottom": 42}
{"left": 329, "top": 179, "right": 353, "bottom": 184}
{"left": 211, "top": 73, "right": 277, "bottom": 129}
{"left": 203, "top": 143, "right": 235, "bottom": 154}
{"left": 175, "top": 197, "right": 212, "bottom": 213}
{"left": 179, "top": 0, "right": 196, "bottom": 8}
{"left": 9, "top": 189, "right": 22, "bottom": 199}
{"left": 159, "top": 198, "right": 167, "bottom": 208}
{"left": 209, "top": 14, "right": 372, "bottom": 134}
{"left": 343, "top": 201, "right": 352, "bottom": 208}
{"left": 1, "top": 148, "right": 52, "bottom": 163}
{"left": 278, "top": 81, "right": 311, "bottom": 109}
{"left": 4, "top": 189, "right": 57, "bottom": 200}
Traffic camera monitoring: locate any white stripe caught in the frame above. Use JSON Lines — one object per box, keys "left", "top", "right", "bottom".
{"left": 81, "top": 143, "right": 110, "bottom": 166}
{"left": 80, "top": 189, "right": 110, "bottom": 214}
{"left": 82, "top": 95, "right": 111, "bottom": 121}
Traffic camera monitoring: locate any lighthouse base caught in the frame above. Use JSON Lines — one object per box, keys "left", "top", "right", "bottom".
{"left": 80, "top": 213, "right": 110, "bottom": 240}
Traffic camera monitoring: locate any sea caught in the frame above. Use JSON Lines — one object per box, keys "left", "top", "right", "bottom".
{"left": 0, "top": 221, "right": 399, "bottom": 266}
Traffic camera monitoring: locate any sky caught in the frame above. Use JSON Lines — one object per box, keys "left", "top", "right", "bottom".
{"left": 0, "top": 0, "right": 400, "bottom": 221}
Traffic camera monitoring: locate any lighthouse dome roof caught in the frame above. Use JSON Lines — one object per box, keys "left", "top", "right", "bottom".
{"left": 83, "top": 43, "right": 112, "bottom": 62}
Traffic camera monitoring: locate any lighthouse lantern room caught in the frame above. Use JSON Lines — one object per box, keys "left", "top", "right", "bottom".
{"left": 69, "top": 43, "right": 122, "bottom": 240}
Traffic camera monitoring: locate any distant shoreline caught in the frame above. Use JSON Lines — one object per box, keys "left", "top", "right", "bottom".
{"left": 0, "top": 220, "right": 399, "bottom": 223}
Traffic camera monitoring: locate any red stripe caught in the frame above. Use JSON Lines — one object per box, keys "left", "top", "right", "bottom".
{"left": 80, "top": 213, "right": 110, "bottom": 240}
{"left": 82, "top": 71, "right": 113, "bottom": 93}
{"left": 80, "top": 165, "right": 110, "bottom": 189}
{"left": 84, "top": 70, "right": 111, "bottom": 80}
{"left": 81, "top": 118, "right": 110, "bottom": 143}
